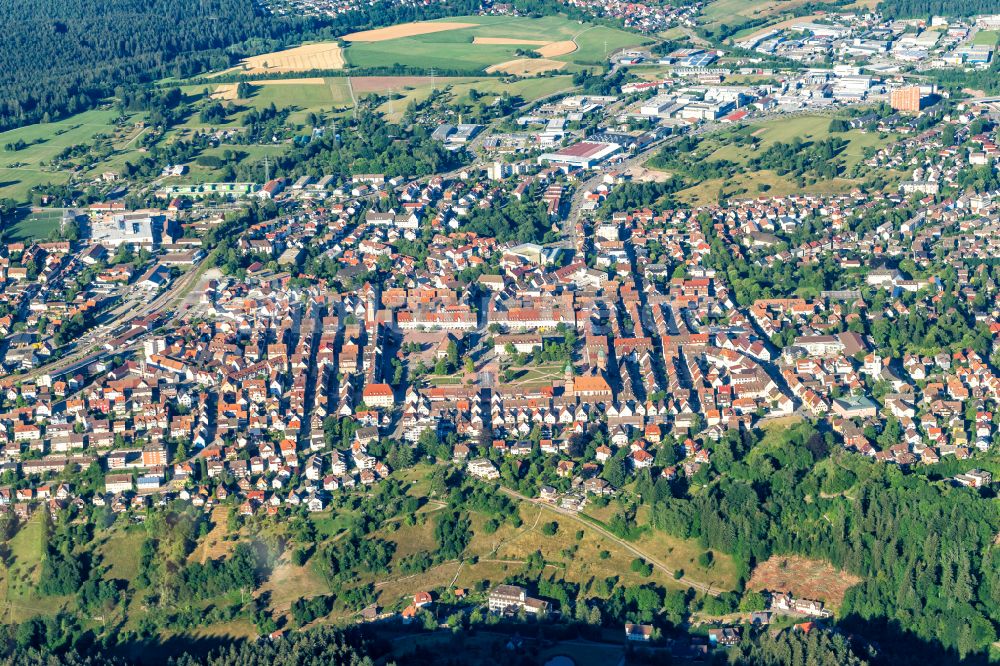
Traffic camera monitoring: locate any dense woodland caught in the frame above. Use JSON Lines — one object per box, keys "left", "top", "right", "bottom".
{"left": 0, "top": 0, "right": 321, "bottom": 132}
{"left": 650, "top": 421, "right": 1000, "bottom": 662}
{"left": 878, "top": 0, "right": 1000, "bottom": 17}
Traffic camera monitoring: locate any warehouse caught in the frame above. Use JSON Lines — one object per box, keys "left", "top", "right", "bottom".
{"left": 537, "top": 141, "right": 621, "bottom": 169}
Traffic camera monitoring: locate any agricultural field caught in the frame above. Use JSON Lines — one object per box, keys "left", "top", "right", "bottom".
{"left": 342, "top": 15, "right": 649, "bottom": 72}
{"left": 486, "top": 58, "right": 567, "bottom": 75}
{"left": 223, "top": 43, "right": 345, "bottom": 75}
{"left": 747, "top": 555, "right": 862, "bottom": 611}
{"left": 343, "top": 21, "right": 479, "bottom": 42}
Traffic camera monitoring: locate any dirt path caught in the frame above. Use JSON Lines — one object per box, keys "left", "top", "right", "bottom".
{"left": 193, "top": 506, "right": 231, "bottom": 564}
{"left": 499, "top": 487, "right": 720, "bottom": 596}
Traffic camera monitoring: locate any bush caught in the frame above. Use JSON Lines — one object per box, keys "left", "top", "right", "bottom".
{"left": 541, "top": 521, "right": 558, "bottom": 536}
{"left": 630, "top": 558, "right": 653, "bottom": 577}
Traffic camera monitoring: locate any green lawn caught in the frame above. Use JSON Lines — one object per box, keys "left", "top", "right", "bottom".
{"left": 0, "top": 107, "right": 145, "bottom": 201}
{"left": 973, "top": 30, "right": 999, "bottom": 46}
{"left": 7, "top": 209, "right": 63, "bottom": 242}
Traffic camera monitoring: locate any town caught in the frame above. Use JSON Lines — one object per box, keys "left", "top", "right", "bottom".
{"left": 1, "top": 1, "right": 1000, "bottom": 665}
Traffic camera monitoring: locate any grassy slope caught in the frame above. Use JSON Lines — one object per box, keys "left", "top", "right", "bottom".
{"left": 0, "top": 108, "right": 146, "bottom": 201}
{"left": 0, "top": 460, "right": 738, "bottom": 636}
{"left": 663, "top": 114, "right": 895, "bottom": 204}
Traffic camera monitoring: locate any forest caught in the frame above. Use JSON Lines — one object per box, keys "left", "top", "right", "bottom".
{"left": 650, "top": 421, "right": 1000, "bottom": 662}
{"left": 0, "top": 0, "right": 321, "bottom": 132}
{"left": 878, "top": 0, "right": 1000, "bottom": 17}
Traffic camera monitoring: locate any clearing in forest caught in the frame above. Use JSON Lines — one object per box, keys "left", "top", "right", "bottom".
{"left": 748, "top": 555, "right": 862, "bottom": 609}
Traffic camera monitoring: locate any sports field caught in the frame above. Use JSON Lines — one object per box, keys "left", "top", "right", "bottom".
{"left": 7, "top": 209, "right": 63, "bottom": 242}
{"left": 973, "top": 30, "right": 999, "bottom": 46}
{"left": 343, "top": 15, "right": 649, "bottom": 72}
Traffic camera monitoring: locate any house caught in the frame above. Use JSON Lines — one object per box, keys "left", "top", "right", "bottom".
{"left": 362, "top": 383, "right": 394, "bottom": 408}
{"left": 954, "top": 469, "right": 991, "bottom": 488}
{"left": 105, "top": 474, "right": 134, "bottom": 494}
{"left": 489, "top": 584, "right": 527, "bottom": 613}
{"left": 625, "top": 623, "right": 654, "bottom": 641}
{"left": 467, "top": 458, "right": 500, "bottom": 480}
{"left": 487, "top": 584, "right": 549, "bottom": 615}
{"left": 708, "top": 627, "right": 741, "bottom": 646}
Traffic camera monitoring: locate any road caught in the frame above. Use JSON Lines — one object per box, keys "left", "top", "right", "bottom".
{"left": 498, "top": 486, "right": 720, "bottom": 597}
{"left": 11, "top": 253, "right": 212, "bottom": 384}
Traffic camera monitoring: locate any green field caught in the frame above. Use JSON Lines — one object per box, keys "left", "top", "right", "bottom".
{"left": 7, "top": 209, "right": 64, "bottom": 242}
{"left": 973, "top": 30, "right": 999, "bottom": 46}
{"left": 657, "top": 113, "right": 896, "bottom": 205}
{"left": 345, "top": 15, "right": 649, "bottom": 71}
{"left": 0, "top": 107, "right": 149, "bottom": 201}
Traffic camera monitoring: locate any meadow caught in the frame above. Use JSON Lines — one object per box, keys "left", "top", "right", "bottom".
{"left": 0, "top": 107, "right": 146, "bottom": 202}
{"left": 654, "top": 113, "right": 897, "bottom": 205}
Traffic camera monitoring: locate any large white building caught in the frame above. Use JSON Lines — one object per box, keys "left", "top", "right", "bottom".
{"left": 538, "top": 141, "right": 621, "bottom": 169}
{"left": 90, "top": 211, "right": 169, "bottom": 248}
